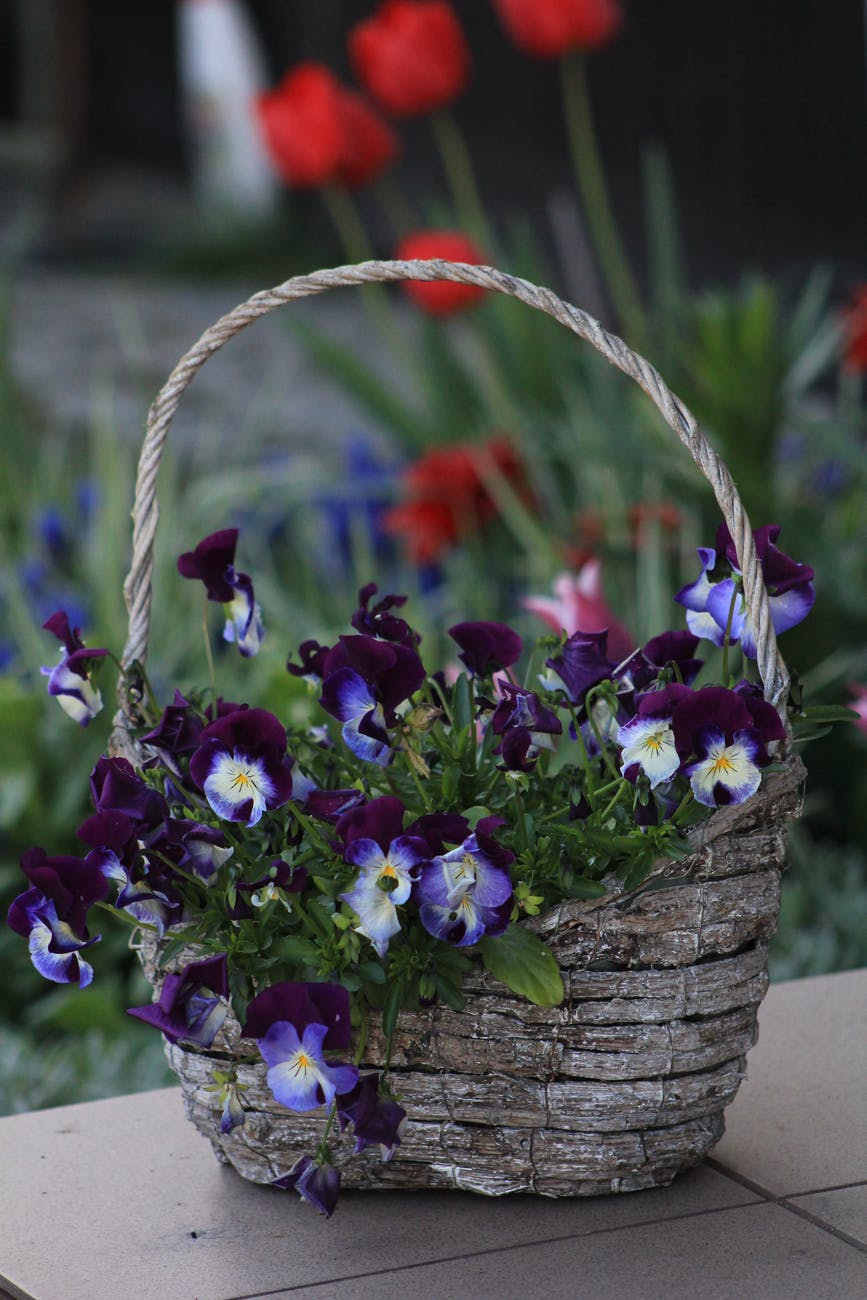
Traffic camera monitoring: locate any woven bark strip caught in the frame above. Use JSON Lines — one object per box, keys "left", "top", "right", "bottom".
{"left": 141, "top": 758, "right": 804, "bottom": 1197}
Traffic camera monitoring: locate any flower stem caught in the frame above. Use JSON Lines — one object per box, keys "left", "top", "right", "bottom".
{"left": 429, "top": 109, "right": 491, "bottom": 244}
{"left": 202, "top": 599, "right": 217, "bottom": 707}
{"left": 559, "top": 53, "right": 646, "bottom": 345}
{"left": 721, "top": 584, "right": 740, "bottom": 684}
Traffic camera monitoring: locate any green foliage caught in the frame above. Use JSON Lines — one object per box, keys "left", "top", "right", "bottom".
{"left": 479, "top": 926, "right": 564, "bottom": 1007}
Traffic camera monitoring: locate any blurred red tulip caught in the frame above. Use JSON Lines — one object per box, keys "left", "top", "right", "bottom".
{"left": 394, "top": 231, "right": 487, "bottom": 315}
{"left": 384, "top": 436, "right": 528, "bottom": 564}
{"left": 492, "top": 0, "right": 623, "bottom": 58}
{"left": 256, "top": 62, "right": 397, "bottom": 190}
{"left": 349, "top": 1, "right": 470, "bottom": 117}
{"left": 842, "top": 284, "right": 867, "bottom": 373}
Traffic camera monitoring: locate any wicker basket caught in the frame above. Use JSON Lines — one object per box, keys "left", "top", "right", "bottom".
{"left": 113, "top": 260, "right": 805, "bottom": 1198}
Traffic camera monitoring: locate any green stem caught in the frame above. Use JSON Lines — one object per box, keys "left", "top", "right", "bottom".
{"left": 721, "top": 583, "right": 740, "bottom": 684}
{"left": 429, "top": 109, "right": 491, "bottom": 244}
{"left": 559, "top": 53, "right": 646, "bottom": 345}
{"left": 202, "top": 599, "right": 217, "bottom": 707}
{"left": 316, "top": 1099, "right": 339, "bottom": 1163}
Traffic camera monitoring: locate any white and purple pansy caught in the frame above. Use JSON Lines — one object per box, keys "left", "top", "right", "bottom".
{"left": 128, "top": 953, "right": 230, "bottom": 1047}
{"left": 242, "top": 981, "right": 357, "bottom": 1114}
{"left": 189, "top": 708, "right": 294, "bottom": 826}
{"left": 340, "top": 835, "right": 426, "bottom": 957}
{"left": 616, "top": 715, "right": 681, "bottom": 788}
{"left": 258, "top": 1021, "right": 360, "bottom": 1112}
{"left": 6, "top": 847, "right": 109, "bottom": 986}
{"left": 319, "top": 635, "right": 426, "bottom": 765}
{"left": 177, "top": 529, "right": 264, "bottom": 657}
{"left": 683, "top": 727, "right": 763, "bottom": 808}
{"left": 93, "top": 846, "right": 175, "bottom": 937}
{"left": 675, "top": 523, "right": 815, "bottom": 659}
{"left": 40, "top": 610, "right": 108, "bottom": 726}
{"left": 417, "top": 823, "right": 514, "bottom": 947}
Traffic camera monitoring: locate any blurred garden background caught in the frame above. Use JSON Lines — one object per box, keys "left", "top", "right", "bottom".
{"left": 1, "top": 0, "right": 866, "bottom": 1113}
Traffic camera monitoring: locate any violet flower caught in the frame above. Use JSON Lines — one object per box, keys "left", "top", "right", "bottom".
{"left": 545, "top": 630, "right": 614, "bottom": 708}
{"left": 683, "top": 728, "right": 764, "bottom": 808}
{"left": 177, "top": 529, "right": 264, "bottom": 656}
{"left": 417, "top": 823, "right": 514, "bottom": 947}
{"left": 319, "top": 635, "right": 425, "bottom": 765}
{"left": 40, "top": 610, "right": 108, "bottom": 726}
{"left": 675, "top": 523, "right": 814, "bottom": 659}
{"left": 448, "top": 620, "right": 522, "bottom": 676}
{"left": 351, "top": 583, "right": 420, "bottom": 647}
{"left": 7, "top": 847, "right": 109, "bottom": 986}
{"left": 341, "top": 834, "right": 427, "bottom": 956}
{"left": 490, "top": 684, "right": 562, "bottom": 771}
{"left": 189, "top": 708, "right": 294, "bottom": 826}
{"left": 128, "top": 953, "right": 230, "bottom": 1047}
{"left": 337, "top": 1072, "right": 406, "bottom": 1159}
{"left": 273, "top": 1156, "right": 341, "bottom": 1217}
{"left": 243, "top": 981, "right": 357, "bottom": 1113}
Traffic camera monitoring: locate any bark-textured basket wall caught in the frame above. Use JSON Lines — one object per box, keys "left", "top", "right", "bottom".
{"left": 140, "top": 758, "right": 804, "bottom": 1198}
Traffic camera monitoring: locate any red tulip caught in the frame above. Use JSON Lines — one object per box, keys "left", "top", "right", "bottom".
{"left": 394, "top": 230, "right": 487, "bottom": 315}
{"left": 384, "top": 436, "right": 529, "bottom": 564}
{"left": 492, "top": 0, "right": 623, "bottom": 58}
{"left": 349, "top": 1, "right": 470, "bottom": 117}
{"left": 842, "top": 284, "right": 867, "bottom": 373}
{"left": 256, "top": 62, "right": 397, "bottom": 190}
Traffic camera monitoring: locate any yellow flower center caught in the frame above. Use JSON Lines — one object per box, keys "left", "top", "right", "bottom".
{"left": 710, "top": 753, "right": 735, "bottom": 776}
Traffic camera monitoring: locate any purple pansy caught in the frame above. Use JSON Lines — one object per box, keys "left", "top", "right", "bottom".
{"left": 287, "top": 639, "right": 331, "bottom": 682}
{"left": 258, "top": 1020, "right": 359, "bottom": 1112}
{"left": 490, "top": 684, "right": 562, "bottom": 771}
{"left": 448, "top": 620, "right": 522, "bottom": 676}
{"left": 616, "top": 631, "right": 704, "bottom": 696}
{"left": 40, "top": 610, "right": 108, "bottom": 725}
{"left": 242, "top": 981, "right": 353, "bottom": 1052}
{"left": 545, "top": 629, "right": 614, "bottom": 707}
{"left": 336, "top": 795, "right": 407, "bottom": 853}
{"left": 341, "top": 835, "right": 427, "bottom": 956}
{"left": 128, "top": 953, "right": 230, "bottom": 1046}
{"left": 273, "top": 1156, "right": 341, "bottom": 1217}
{"left": 337, "top": 1072, "right": 406, "bottom": 1159}
{"left": 319, "top": 635, "right": 425, "bottom": 765}
{"left": 177, "top": 529, "right": 264, "bottom": 656}
{"left": 675, "top": 523, "right": 814, "bottom": 659}
{"left": 306, "top": 786, "right": 366, "bottom": 824}
{"left": 189, "top": 708, "right": 294, "bottom": 826}
{"left": 417, "top": 822, "right": 514, "bottom": 947}
{"left": 220, "top": 1082, "right": 247, "bottom": 1134}
{"left": 140, "top": 691, "right": 206, "bottom": 767}
{"left": 351, "top": 583, "right": 420, "bottom": 648}
{"left": 683, "top": 727, "right": 764, "bottom": 808}
{"left": 7, "top": 847, "right": 109, "bottom": 986}
{"left": 94, "top": 846, "right": 178, "bottom": 936}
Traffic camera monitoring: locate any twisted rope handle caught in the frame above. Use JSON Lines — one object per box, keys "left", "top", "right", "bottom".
{"left": 113, "top": 259, "right": 789, "bottom": 750}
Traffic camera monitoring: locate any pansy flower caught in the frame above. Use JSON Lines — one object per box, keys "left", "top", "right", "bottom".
{"left": 128, "top": 953, "right": 230, "bottom": 1047}
{"left": 545, "top": 629, "right": 614, "bottom": 708}
{"left": 683, "top": 728, "right": 764, "bottom": 808}
{"left": 177, "top": 529, "right": 264, "bottom": 657}
{"left": 7, "top": 847, "right": 109, "bottom": 986}
{"left": 616, "top": 715, "right": 681, "bottom": 789}
{"left": 417, "top": 821, "right": 514, "bottom": 947}
{"left": 341, "top": 834, "right": 427, "bottom": 956}
{"left": 273, "top": 1156, "right": 341, "bottom": 1218}
{"left": 287, "top": 638, "right": 331, "bottom": 683}
{"left": 140, "top": 691, "right": 207, "bottom": 767}
{"left": 448, "top": 620, "right": 522, "bottom": 677}
{"left": 244, "top": 981, "right": 357, "bottom": 1113}
{"left": 319, "top": 635, "right": 425, "bottom": 765}
{"left": 228, "top": 859, "right": 307, "bottom": 919}
{"left": 40, "top": 610, "right": 108, "bottom": 725}
{"left": 337, "top": 1072, "right": 406, "bottom": 1159}
{"left": 189, "top": 708, "right": 294, "bottom": 826}
{"left": 490, "top": 683, "right": 562, "bottom": 771}
{"left": 522, "top": 562, "right": 634, "bottom": 664}
{"left": 675, "top": 523, "right": 814, "bottom": 659}
{"left": 351, "top": 583, "right": 420, "bottom": 648}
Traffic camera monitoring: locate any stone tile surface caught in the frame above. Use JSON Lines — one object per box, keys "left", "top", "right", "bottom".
{"left": 0, "top": 1088, "right": 755, "bottom": 1300}
{"left": 713, "top": 968, "right": 867, "bottom": 1196}
{"left": 790, "top": 1185, "right": 867, "bottom": 1246}
{"left": 253, "top": 1203, "right": 867, "bottom": 1300}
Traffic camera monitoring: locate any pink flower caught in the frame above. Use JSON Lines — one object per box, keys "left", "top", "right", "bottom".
{"left": 848, "top": 684, "right": 867, "bottom": 735}
{"left": 522, "top": 562, "right": 633, "bottom": 663}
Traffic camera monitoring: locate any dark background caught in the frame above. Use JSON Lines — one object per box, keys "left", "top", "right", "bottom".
{"left": 1, "top": 0, "right": 865, "bottom": 284}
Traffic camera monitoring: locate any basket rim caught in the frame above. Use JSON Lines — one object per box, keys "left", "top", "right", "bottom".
{"left": 110, "top": 257, "right": 790, "bottom": 759}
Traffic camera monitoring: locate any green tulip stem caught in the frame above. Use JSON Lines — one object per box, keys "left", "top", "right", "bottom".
{"left": 430, "top": 109, "right": 491, "bottom": 245}
{"left": 559, "top": 53, "right": 646, "bottom": 345}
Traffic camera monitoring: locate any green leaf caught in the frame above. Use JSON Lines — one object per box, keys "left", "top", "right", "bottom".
{"left": 479, "top": 925, "right": 564, "bottom": 1007}
{"left": 793, "top": 705, "right": 861, "bottom": 725}
{"left": 560, "top": 876, "right": 608, "bottom": 899}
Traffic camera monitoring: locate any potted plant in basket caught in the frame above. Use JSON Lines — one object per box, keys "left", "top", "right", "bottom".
{"left": 9, "top": 503, "right": 834, "bottom": 1215}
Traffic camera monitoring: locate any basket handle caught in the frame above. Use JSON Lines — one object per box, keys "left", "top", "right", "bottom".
{"left": 114, "top": 259, "right": 789, "bottom": 745}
